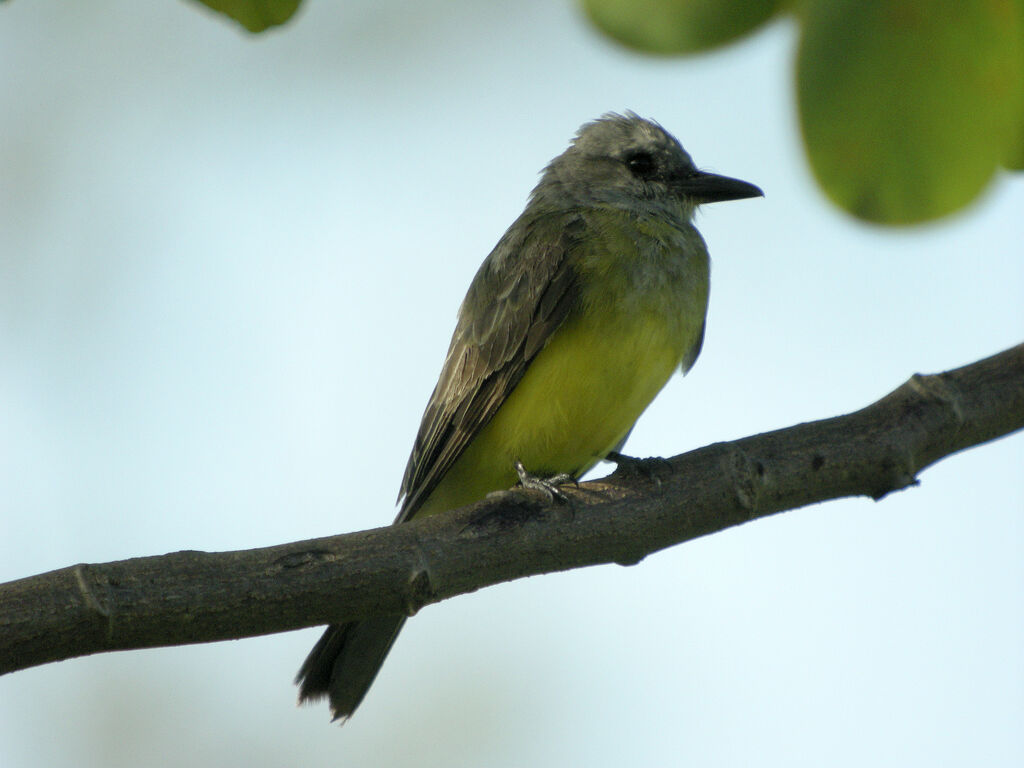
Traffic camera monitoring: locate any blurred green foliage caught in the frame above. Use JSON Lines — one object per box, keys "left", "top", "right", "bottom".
{"left": 584, "top": 0, "right": 1024, "bottom": 224}
{"left": 195, "top": 0, "right": 300, "bottom": 33}
{"left": 195, "top": 0, "right": 1024, "bottom": 224}
{"left": 583, "top": 0, "right": 782, "bottom": 53}
{"left": 797, "top": 0, "right": 1023, "bottom": 223}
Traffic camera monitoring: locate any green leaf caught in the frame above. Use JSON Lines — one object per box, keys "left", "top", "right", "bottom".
{"left": 1002, "top": 0, "right": 1024, "bottom": 169}
{"left": 798, "top": 0, "right": 1024, "bottom": 224}
{"left": 192, "top": 0, "right": 301, "bottom": 33}
{"left": 583, "top": 0, "right": 781, "bottom": 54}
{"left": 1004, "top": 122, "right": 1024, "bottom": 170}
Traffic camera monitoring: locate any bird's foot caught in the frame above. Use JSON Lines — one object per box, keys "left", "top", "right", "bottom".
{"left": 463, "top": 463, "right": 577, "bottom": 532}
{"left": 514, "top": 460, "right": 577, "bottom": 503}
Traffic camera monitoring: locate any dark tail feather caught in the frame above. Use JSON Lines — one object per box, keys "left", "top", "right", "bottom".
{"left": 295, "top": 614, "right": 407, "bottom": 722}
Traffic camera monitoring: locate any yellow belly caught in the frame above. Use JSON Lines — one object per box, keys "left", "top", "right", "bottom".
{"left": 414, "top": 307, "right": 696, "bottom": 517}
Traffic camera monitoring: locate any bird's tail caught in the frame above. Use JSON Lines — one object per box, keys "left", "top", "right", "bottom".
{"left": 295, "top": 614, "right": 407, "bottom": 722}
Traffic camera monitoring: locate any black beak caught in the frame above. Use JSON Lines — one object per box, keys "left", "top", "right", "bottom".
{"left": 675, "top": 170, "right": 763, "bottom": 204}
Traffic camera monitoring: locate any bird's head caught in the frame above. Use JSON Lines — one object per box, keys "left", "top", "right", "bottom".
{"left": 533, "top": 112, "right": 763, "bottom": 219}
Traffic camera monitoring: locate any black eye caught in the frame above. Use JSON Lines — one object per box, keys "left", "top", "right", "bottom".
{"left": 625, "top": 150, "right": 657, "bottom": 179}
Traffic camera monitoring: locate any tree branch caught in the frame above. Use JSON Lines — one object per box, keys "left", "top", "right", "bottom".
{"left": 2, "top": 343, "right": 1022, "bottom": 676}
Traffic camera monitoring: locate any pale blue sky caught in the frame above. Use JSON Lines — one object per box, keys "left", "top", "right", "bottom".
{"left": 2, "top": 2, "right": 1022, "bottom": 767}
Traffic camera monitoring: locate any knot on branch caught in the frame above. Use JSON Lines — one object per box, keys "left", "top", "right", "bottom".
{"left": 869, "top": 455, "right": 919, "bottom": 501}
{"left": 73, "top": 564, "right": 115, "bottom": 642}
{"left": 724, "top": 447, "right": 766, "bottom": 518}
{"left": 403, "top": 543, "right": 437, "bottom": 616}
{"left": 907, "top": 373, "right": 965, "bottom": 428}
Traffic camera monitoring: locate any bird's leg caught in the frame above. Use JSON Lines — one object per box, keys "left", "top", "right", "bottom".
{"left": 514, "top": 460, "right": 577, "bottom": 503}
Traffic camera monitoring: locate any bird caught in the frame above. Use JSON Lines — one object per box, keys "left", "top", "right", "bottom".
{"left": 296, "top": 112, "right": 762, "bottom": 721}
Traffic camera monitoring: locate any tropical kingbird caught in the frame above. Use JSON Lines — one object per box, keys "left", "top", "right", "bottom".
{"left": 296, "top": 112, "right": 762, "bottom": 721}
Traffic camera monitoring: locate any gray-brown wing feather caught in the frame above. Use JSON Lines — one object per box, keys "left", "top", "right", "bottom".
{"left": 396, "top": 211, "right": 584, "bottom": 521}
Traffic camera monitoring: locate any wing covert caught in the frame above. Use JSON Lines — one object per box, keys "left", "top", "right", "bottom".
{"left": 396, "top": 211, "right": 584, "bottom": 520}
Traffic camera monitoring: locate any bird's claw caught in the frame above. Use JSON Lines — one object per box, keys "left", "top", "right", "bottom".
{"left": 514, "top": 460, "right": 577, "bottom": 503}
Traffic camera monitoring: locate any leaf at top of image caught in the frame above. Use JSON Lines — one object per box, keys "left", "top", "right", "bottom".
{"left": 798, "top": 0, "right": 1024, "bottom": 224}
{"left": 1003, "top": 103, "right": 1024, "bottom": 170}
{"left": 194, "top": 0, "right": 301, "bottom": 33}
{"left": 584, "top": 0, "right": 782, "bottom": 54}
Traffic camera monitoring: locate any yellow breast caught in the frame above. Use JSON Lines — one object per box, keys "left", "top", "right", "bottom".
{"left": 415, "top": 211, "right": 710, "bottom": 517}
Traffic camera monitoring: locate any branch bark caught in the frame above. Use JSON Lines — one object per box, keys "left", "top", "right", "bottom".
{"left": 2, "top": 343, "right": 1022, "bottom": 676}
